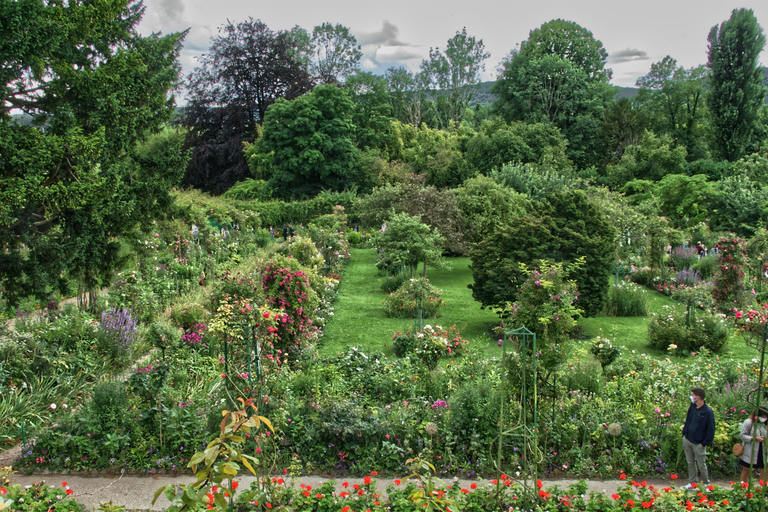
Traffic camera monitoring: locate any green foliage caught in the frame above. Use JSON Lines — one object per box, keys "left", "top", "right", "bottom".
{"left": 309, "top": 23, "right": 362, "bottom": 84}
{"left": 607, "top": 131, "right": 688, "bottom": 187}
{"left": 421, "top": 27, "right": 490, "bottom": 126}
{"left": 502, "top": 261, "right": 582, "bottom": 374}
{"left": 156, "top": 398, "right": 274, "bottom": 511}
{"left": 0, "top": 0, "right": 185, "bottom": 305}
{"left": 707, "top": 8, "right": 768, "bottom": 161}
{"left": 464, "top": 120, "right": 573, "bottom": 176}
{"left": 357, "top": 178, "right": 466, "bottom": 255}
{"left": 145, "top": 321, "right": 181, "bottom": 359}
{"left": 603, "top": 281, "right": 649, "bottom": 317}
{"left": 453, "top": 175, "right": 529, "bottom": 243}
{"left": 490, "top": 163, "right": 582, "bottom": 200}
{"left": 589, "top": 336, "right": 621, "bottom": 369}
{"left": 374, "top": 212, "right": 445, "bottom": 278}
{"left": 712, "top": 236, "right": 748, "bottom": 310}
{"left": 647, "top": 305, "right": 729, "bottom": 354}
{"left": 258, "top": 85, "right": 365, "bottom": 198}
{"left": 391, "top": 330, "right": 417, "bottom": 358}
{"left": 711, "top": 175, "right": 768, "bottom": 237}
{"left": 383, "top": 278, "right": 445, "bottom": 319}
{"left": 520, "top": 19, "right": 611, "bottom": 82}
{"left": 634, "top": 56, "right": 709, "bottom": 159}
{"left": 221, "top": 179, "right": 274, "bottom": 201}
{"left": 470, "top": 190, "right": 615, "bottom": 317}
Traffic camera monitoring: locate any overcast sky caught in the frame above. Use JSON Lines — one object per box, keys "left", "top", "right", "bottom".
{"left": 137, "top": 0, "right": 768, "bottom": 89}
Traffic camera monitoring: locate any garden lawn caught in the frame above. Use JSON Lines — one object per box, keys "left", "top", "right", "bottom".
{"left": 319, "top": 248, "right": 501, "bottom": 356}
{"left": 578, "top": 287, "right": 754, "bottom": 361}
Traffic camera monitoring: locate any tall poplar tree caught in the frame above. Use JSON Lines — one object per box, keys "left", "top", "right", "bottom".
{"left": 706, "top": 8, "right": 767, "bottom": 161}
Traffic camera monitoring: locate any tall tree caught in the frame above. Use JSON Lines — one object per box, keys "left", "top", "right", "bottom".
{"left": 493, "top": 20, "right": 615, "bottom": 169}
{"left": 706, "top": 8, "right": 767, "bottom": 161}
{"left": 310, "top": 22, "right": 362, "bottom": 85}
{"left": 256, "top": 85, "right": 363, "bottom": 198}
{"left": 385, "top": 67, "right": 429, "bottom": 126}
{"left": 635, "top": 56, "right": 709, "bottom": 159}
{"left": 345, "top": 72, "right": 393, "bottom": 151}
{"left": 0, "top": 0, "right": 185, "bottom": 305}
{"left": 520, "top": 19, "right": 611, "bottom": 82}
{"left": 181, "top": 18, "right": 312, "bottom": 193}
{"left": 421, "top": 27, "right": 490, "bottom": 125}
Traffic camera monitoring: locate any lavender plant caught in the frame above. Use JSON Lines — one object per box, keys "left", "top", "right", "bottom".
{"left": 96, "top": 308, "right": 138, "bottom": 365}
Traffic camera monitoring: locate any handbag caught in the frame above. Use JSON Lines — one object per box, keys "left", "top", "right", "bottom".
{"left": 734, "top": 443, "right": 744, "bottom": 457}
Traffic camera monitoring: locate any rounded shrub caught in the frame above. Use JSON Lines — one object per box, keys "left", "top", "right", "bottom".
{"left": 383, "top": 277, "right": 445, "bottom": 318}
{"left": 647, "top": 305, "right": 728, "bottom": 353}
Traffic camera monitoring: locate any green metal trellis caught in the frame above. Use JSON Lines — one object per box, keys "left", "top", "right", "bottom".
{"left": 493, "top": 325, "right": 539, "bottom": 508}
{"left": 221, "top": 322, "right": 262, "bottom": 392}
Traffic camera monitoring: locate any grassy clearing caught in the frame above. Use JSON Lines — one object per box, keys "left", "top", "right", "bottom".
{"left": 319, "top": 249, "right": 500, "bottom": 356}
{"left": 321, "top": 249, "right": 754, "bottom": 362}
{"left": 578, "top": 286, "right": 754, "bottom": 361}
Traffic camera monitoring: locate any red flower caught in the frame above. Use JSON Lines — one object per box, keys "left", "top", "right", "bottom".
{"left": 611, "top": 494, "right": 620, "bottom": 500}
{"left": 470, "top": 483, "right": 477, "bottom": 489}
{"left": 66, "top": 489, "right": 74, "bottom": 495}
{"left": 461, "top": 489, "right": 469, "bottom": 494}
{"left": 342, "top": 508, "right": 350, "bottom": 512}
{"left": 670, "top": 474, "right": 678, "bottom": 480}
{"left": 358, "top": 490, "right": 365, "bottom": 496}
{"left": 353, "top": 484, "right": 360, "bottom": 490}
{"left": 620, "top": 474, "right": 627, "bottom": 480}
{"left": 723, "top": 500, "right": 729, "bottom": 505}
{"left": 232, "top": 481, "right": 239, "bottom": 490}
{"left": 627, "top": 500, "right": 635, "bottom": 508}
{"left": 302, "top": 491, "right": 310, "bottom": 497}
{"left": 394, "top": 479, "right": 401, "bottom": 485}
{"left": 537, "top": 480, "right": 543, "bottom": 488}
{"left": 371, "top": 471, "right": 378, "bottom": 476}
{"left": 342, "top": 482, "right": 349, "bottom": 488}
{"left": 364, "top": 476, "right": 372, "bottom": 485}
{"left": 61, "top": 482, "right": 68, "bottom": 487}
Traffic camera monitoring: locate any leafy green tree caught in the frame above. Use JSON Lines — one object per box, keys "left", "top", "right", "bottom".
{"left": 257, "top": 85, "right": 364, "bottom": 198}
{"left": 356, "top": 177, "right": 467, "bottom": 254}
{"left": 652, "top": 174, "right": 719, "bottom": 228}
{"left": 421, "top": 27, "right": 490, "bottom": 125}
{"left": 490, "top": 163, "right": 582, "bottom": 201}
{"left": 310, "top": 22, "right": 362, "bottom": 85}
{"left": 454, "top": 176, "right": 529, "bottom": 244}
{"left": 635, "top": 56, "right": 709, "bottom": 159}
{"left": 469, "top": 190, "right": 615, "bottom": 317}
{"left": 401, "top": 124, "right": 472, "bottom": 187}
{"left": 607, "top": 131, "right": 687, "bottom": 187}
{"left": 385, "top": 67, "right": 429, "bottom": 126}
{"left": 181, "top": 18, "right": 312, "bottom": 193}
{"left": 0, "top": 0, "right": 185, "bottom": 305}
{"left": 493, "top": 54, "right": 615, "bottom": 168}
{"left": 345, "top": 72, "right": 393, "bottom": 151}
{"left": 706, "top": 8, "right": 768, "bottom": 161}
{"left": 711, "top": 175, "right": 768, "bottom": 236}
{"left": 494, "top": 20, "right": 615, "bottom": 169}
{"left": 598, "top": 98, "right": 648, "bottom": 166}
{"left": 374, "top": 212, "right": 445, "bottom": 277}
{"left": 464, "top": 120, "right": 572, "bottom": 175}
{"left": 521, "top": 19, "right": 611, "bottom": 82}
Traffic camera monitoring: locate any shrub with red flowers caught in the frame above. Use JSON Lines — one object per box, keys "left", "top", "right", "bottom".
{"left": 261, "top": 257, "right": 320, "bottom": 354}
{"left": 712, "top": 237, "right": 748, "bottom": 310}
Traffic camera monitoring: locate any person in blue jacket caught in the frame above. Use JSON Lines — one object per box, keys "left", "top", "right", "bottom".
{"left": 680, "top": 387, "right": 715, "bottom": 489}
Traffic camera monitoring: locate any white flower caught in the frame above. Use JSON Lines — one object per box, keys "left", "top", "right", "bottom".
{"left": 50, "top": 403, "right": 57, "bottom": 410}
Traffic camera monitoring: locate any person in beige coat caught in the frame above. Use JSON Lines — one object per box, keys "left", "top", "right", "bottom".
{"left": 739, "top": 405, "right": 768, "bottom": 483}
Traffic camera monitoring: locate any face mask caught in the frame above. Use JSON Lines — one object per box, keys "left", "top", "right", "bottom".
{"left": 760, "top": 417, "right": 767, "bottom": 423}
{"left": 690, "top": 396, "right": 696, "bottom": 404}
